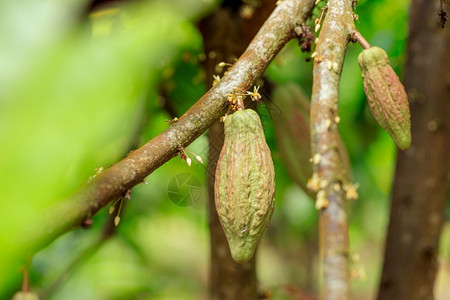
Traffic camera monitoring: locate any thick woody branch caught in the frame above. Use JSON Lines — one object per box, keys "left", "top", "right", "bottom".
{"left": 310, "top": 0, "right": 354, "bottom": 299}
{"left": 23, "top": 0, "right": 316, "bottom": 258}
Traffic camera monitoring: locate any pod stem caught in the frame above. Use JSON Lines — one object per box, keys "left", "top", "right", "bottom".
{"left": 237, "top": 96, "right": 245, "bottom": 110}
{"left": 22, "top": 267, "right": 29, "bottom": 292}
{"left": 352, "top": 30, "right": 371, "bottom": 49}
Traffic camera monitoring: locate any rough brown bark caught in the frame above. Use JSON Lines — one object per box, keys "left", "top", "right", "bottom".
{"left": 199, "top": 2, "right": 275, "bottom": 298}
{"left": 377, "top": 1, "right": 450, "bottom": 299}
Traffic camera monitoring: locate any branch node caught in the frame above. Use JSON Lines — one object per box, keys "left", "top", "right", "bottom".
{"left": 295, "top": 24, "right": 314, "bottom": 53}
{"left": 81, "top": 218, "right": 93, "bottom": 229}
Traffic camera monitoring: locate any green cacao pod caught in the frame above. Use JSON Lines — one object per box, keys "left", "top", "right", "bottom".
{"left": 215, "top": 109, "right": 275, "bottom": 263}
{"left": 271, "top": 83, "right": 351, "bottom": 192}
{"left": 12, "top": 292, "right": 40, "bottom": 300}
{"left": 358, "top": 46, "right": 411, "bottom": 150}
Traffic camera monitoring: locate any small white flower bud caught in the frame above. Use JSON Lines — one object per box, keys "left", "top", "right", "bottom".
{"left": 195, "top": 155, "right": 203, "bottom": 164}
{"left": 315, "top": 24, "right": 321, "bottom": 32}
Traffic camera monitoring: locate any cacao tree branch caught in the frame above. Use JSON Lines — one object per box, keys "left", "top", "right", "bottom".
{"left": 377, "top": 0, "right": 450, "bottom": 299}
{"left": 21, "top": 0, "right": 316, "bottom": 261}
{"left": 309, "top": 0, "right": 355, "bottom": 299}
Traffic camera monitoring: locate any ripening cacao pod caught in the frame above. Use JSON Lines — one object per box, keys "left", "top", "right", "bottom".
{"left": 358, "top": 46, "right": 411, "bottom": 150}
{"left": 215, "top": 109, "right": 275, "bottom": 263}
{"left": 271, "top": 83, "right": 351, "bottom": 192}
{"left": 271, "top": 83, "right": 312, "bottom": 191}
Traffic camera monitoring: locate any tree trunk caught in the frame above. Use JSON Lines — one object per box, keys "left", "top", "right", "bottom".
{"left": 207, "top": 121, "right": 258, "bottom": 299}
{"left": 199, "top": 1, "right": 276, "bottom": 298}
{"left": 377, "top": 1, "right": 450, "bottom": 299}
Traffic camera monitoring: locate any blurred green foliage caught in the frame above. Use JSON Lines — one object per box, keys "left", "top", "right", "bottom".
{"left": 0, "top": 0, "right": 215, "bottom": 296}
{"left": 1, "top": 0, "right": 448, "bottom": 299}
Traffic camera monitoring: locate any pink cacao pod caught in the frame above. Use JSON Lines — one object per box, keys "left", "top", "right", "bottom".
{"left": 271, "top": 83, "right": 351, "bottom": 192}
{"left": 358, "top": 46, "right": 411, "bottom": 150}
{"left": 272, "top": 83, "right": 312, "bottom": 191}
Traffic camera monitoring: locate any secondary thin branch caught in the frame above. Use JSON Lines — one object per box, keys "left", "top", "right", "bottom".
{"left": 310, "top": 0, "right": 355, "bottom": 299}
